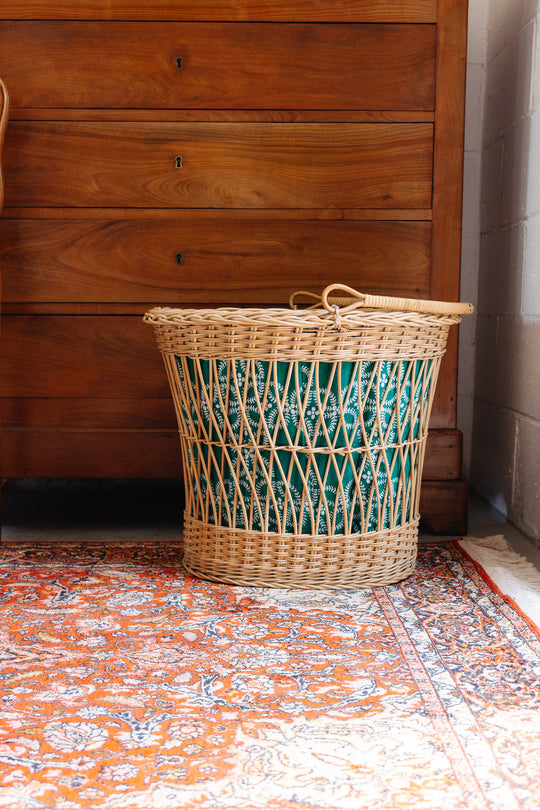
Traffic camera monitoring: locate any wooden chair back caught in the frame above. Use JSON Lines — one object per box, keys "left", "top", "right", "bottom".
{"left": 0, "top": 78, "right": 9, "bottom": 212}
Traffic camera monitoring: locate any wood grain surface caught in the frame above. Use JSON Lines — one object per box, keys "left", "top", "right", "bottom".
{"left": 0, "top": 219, "right": 431, "bottom": 303}
{"left": 0, "top": 1, "right": 437, "bottom": 23}
{"left": 0, "top": 22, "right": 435, "bottom": 111}
{"left": 4, "top": 122, "right": 433, "bottom": 208}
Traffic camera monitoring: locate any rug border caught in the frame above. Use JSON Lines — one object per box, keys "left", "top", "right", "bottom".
{"left": 454, "top": 537, "right": 540, "bottom": 638}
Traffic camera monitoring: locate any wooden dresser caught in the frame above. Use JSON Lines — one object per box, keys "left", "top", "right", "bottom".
{"left": 0, "top": 0, "right": 469, "bottom": 533}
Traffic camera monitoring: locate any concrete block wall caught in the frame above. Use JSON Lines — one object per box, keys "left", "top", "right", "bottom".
{"left": 460, "top": 0, "right": 540, "bottom": 544}
{"left": 458, "top": 0, "right": 487, "bottom": 482}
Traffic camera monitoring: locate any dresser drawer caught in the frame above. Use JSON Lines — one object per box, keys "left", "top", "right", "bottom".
{"left": 1, "top": 427, "right": 183, "bottom": 478}
{"left": 4, "top": 122, "right": 433, "bottom": 208}
{"left": 0, "top": 22, "right": 435, "bottom": 111}
{"left": 0, "top": 218, "right": 431, "bottom": 303}
{"left": 0, "top": 314, "right": 450, "bottom": 427}
{"left": 0, "top": 316, "right": 167, "bottom": 399}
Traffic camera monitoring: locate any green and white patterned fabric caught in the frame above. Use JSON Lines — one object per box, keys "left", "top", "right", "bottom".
{"left": 175, "top": 357, "right": 434, "bottom": 535}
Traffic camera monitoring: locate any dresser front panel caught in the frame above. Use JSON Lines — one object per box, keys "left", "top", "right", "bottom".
{"left": 1, "top": 313, "right": 451, "bottom": 431}
{"left": 0, "top": 0, "right": 468, "bottom": 533}
{"left": 1, "top": 316, "right": 166, "bottom": 399}
{"left": 0, "top": 218, "right": 431, "bottom": 303}
{"left": 1, "top": 22, "right": 436, "bottom": 111}
{"left": 4, "top": 122, "right": 433, "bottom": 209}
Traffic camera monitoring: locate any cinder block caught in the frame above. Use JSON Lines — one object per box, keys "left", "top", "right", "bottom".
{"left": 519, "top": 0, "right": 540, "bottom": 32}
{"left": 487, "top": 0, "right": 536, "bottom": 60}
{"left": 457, "top": 392, "right": 475, "bottom": 478}
{"left": 464, "top": 64, "right": 486, "bottom": 152}
{"left": 487, "top": 0, "right": 512, "bottom": 61}
{"left": 471, "top": 315, "right": 540, "bottom": 420}
{"left": 458, "top": 313, "right": 477, "bottom": 396}
{"left": 484, "top": 44, "right": 509, "bottom": 143}
{"left": 501, "top": 117, "right": 531, "bottom": 225}
{"left": 513, "top": 415, "right": 540, "bottom": 540}
{"left": 525, "top": 112, "right": 540, "bottom": 215}
{"left": 461, "top": 232, "right": 479, "bottom": 305}
{"left": 485, "top": 19, "right": 535, "bottom": 137}
{"left": 473, "top": 314, "right": 499, "bottom": 403}
{"left": 462, "top": 150, "right": 483, "bottom": 232}
{"left": 481, "top": 138, "right": 505, "bottom": 231}
{"left": 477, "top": 223, "right": 524, "bottom": 316}
{"left": 523, "top": 212, "right": 540, "bottom": 315}
{"left": 470, "top": 399, "right": 518, "bottom": 514}
{"left": 495, "top": 316, "right": 540, "bottom": 420}
{"left": 467, "top": 0, "right": 488, "bottom": 65}
{"left": 485, "top": 30, "right": 534, "bottom": 142}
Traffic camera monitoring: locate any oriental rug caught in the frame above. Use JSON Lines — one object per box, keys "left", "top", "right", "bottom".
{"left": 0, "top": 537, "right": 539, "bottom": 810}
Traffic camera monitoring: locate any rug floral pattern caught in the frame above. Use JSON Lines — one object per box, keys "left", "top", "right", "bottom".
{"left": 0, "top": 540, "right": 539, "bottom": 809}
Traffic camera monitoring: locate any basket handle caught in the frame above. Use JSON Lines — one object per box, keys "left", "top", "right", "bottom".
{"left": 320, "top": 284, "right": 474, "bottom": 316}
{"left": 288, "top": 290, "right": 323, "bottom": 310}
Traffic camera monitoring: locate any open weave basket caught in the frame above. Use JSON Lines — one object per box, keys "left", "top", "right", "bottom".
{"left": 144, "top": 284, "right": 473, "bottom": 589}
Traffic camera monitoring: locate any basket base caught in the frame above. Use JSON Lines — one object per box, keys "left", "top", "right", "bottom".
{"left": 182, "top": 515, "right": 420, "bottom": 589}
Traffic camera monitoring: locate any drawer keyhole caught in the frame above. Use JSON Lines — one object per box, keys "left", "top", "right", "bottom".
{"left": 176, "top": 57, "right": 183, "bottom": 69}
{"left": 176, "top": 253, "right": 183, "bottom": 265}
{"left": 175, "top": 156, "right": 183, "bottom": 169}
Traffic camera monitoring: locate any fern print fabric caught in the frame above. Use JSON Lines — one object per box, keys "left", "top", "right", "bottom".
{"left": 175, "top": 357, "right": 434, "bottom": 535}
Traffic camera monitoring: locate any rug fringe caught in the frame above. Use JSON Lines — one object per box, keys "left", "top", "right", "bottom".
{"left": 458, "top": 535, "right": 540, "bottom": 632}
{"left": 462, "top": 535, "right": 540, "bottom": 588}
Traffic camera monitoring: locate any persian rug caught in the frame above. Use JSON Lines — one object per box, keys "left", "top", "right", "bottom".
{"left": 0, "top": 537, "right": 539, "bottom": 810}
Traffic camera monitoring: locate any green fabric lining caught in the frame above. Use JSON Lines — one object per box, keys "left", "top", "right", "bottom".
{"left": 176, "top": 358, "right": 433, "bottom": 535}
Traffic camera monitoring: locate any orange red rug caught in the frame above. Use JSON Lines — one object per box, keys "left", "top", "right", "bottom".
{"left": 0, "top": 539, "right": 539, "bottom": 809}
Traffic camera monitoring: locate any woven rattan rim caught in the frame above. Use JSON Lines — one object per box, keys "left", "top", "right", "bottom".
{"left": 143, "top": 285, "right": 472, "bottom": 358}
{"left": 144, "top": 305, "right": 464, "bottom": 330}
{"left": 143, "top": 305, "right": 458, "bottom": 361}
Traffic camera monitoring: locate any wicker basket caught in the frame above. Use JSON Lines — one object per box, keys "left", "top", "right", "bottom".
{"left": 144, "top": 284, "right": 473, "bottom": 589}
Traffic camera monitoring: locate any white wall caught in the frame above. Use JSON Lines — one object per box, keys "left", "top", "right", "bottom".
{"left": 460, "top": 0, "right": 540, "bottom": 543}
